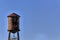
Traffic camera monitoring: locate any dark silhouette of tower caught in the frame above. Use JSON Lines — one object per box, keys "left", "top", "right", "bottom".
{"left": 7, "top": 13, "right": 20, "bottom": 40}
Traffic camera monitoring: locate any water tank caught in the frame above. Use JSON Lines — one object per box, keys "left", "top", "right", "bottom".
{"left": 7, "top": 13, "right": 20, "bottom": 33}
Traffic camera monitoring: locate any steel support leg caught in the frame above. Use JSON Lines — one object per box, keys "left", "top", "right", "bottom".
{"left": 17, "top": 32, "right": 20, "bottom": 40}
{"left": 8, "top": 32, "right": 10, "bottom": 40}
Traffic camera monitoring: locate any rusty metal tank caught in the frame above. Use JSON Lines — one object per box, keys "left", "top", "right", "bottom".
{"left": 7, "top": 13, "right": 20, "bottom": 33}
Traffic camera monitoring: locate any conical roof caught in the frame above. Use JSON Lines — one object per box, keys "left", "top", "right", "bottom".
{"left": 8, "top": 13, "right": 20, "bottom": 17}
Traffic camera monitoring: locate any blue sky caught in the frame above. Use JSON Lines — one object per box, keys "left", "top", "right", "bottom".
{"left": 0, "top": 0, "right": 60, "bottom": 40}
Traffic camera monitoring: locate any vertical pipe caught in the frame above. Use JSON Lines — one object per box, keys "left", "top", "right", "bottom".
{"left": 8, "top": 32, "right": 10, "bottom": 40}
{"left": 17, "top": 32, "right": 20, "bottom": 40}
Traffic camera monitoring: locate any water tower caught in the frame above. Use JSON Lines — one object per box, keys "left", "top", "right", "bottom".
{"left": 7, "top": 13, "right": 20, "bottom": 40}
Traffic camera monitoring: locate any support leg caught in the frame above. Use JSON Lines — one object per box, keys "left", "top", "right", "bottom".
{"left": 17, "top": 32, "right": 20, "bottom": 40}
{"left": 8, "top": 32, "right": 10, "bottom": 40}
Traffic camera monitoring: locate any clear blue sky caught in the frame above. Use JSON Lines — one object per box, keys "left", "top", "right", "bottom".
{"left": 0, "top": 0, "right": 60, "bottom": 40}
